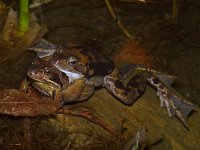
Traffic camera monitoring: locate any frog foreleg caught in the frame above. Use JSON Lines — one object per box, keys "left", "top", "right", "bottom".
{"left": 86, "top": 76, "right": 104, "bottom": 87}
{"left": 19, "top": 78, "right": 30, "bottom": 92}
{"left": 62, "top": 78, "right": 94, "bottom": 103}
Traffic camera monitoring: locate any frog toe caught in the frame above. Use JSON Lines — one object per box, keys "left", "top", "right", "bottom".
{"left": 157, "top": 89, "right": 196, "bottom": 128}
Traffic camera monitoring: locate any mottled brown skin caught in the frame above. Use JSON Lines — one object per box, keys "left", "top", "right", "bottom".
{"left": 1, "top": 57, "right": 115, "bottom": 133}
{"left": 27, "top": 44, "right": 115, "bottom": 104}
{"left": 28, "top": 40, "right": 196, "bottom": 128}
{"left": 54, "top": 45, "right": 115, "bottom": 77}
{"left": 22, "top": 58, "right": 95, "bottom": 104}
{"left": 15, "top": 57, "right": 115, "bottom": 133}
{"left": 20, "top": 58, "right": 63, "bottom": 105}
{"left": 109, "top": 64, "right": 196, "bottom": 128}
{"left": 30, "top": 40, "right": 115, "bottom": 77}
{"left": 0, "top": 39, "right": 195, "bottom": 134}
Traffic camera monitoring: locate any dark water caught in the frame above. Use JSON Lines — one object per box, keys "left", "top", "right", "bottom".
{"left": 33, "top": 0, "right": 200, "bottom": 105}
{"left": 1, "top": 0, "right": 200, "bottom": 105}
{"left": 0, "top": 0, "right": 200, "bottom": 149}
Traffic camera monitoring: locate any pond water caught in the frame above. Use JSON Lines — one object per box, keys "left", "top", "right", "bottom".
{"left": 0, "top": 0, "right": 200, "bottom": 149}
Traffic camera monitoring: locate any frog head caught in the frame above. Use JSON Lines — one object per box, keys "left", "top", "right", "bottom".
{"left": 27, "top": 58, "right": 62, "bottom": 88}
{"left": 28, "top": 39, "right": 115, "bottom": 80}
{"left": 50, "top": 52, "right": 87, "bottom": 83}
{"left": 54, "top": 45, "right": 115, "bottom": 78}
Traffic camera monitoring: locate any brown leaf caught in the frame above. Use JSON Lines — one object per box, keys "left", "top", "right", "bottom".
{"left": 112, "top": 40, "right": 152, "bottom": 67}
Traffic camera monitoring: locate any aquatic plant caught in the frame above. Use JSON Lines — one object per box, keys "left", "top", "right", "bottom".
{"left": 18, "top": 0, "right": 29, "bottom": 34}
{"left": 171, "top": 0, "right": 179, "bottom": 24}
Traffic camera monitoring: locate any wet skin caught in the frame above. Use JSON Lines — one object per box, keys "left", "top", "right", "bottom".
{"left": 21, "top": 57, "right": 95, "bottom": 105}
{"left": 26, "top": 39, "right": 196, "bottom": 128}
{"left": 18, "top": 58, "right": 116, "bottom": 133}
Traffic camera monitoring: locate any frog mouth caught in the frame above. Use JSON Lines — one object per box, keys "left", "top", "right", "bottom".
{"left": 53, "top": 64, "right": 84, "bottom": 83}
{"left": 27, "top": 71, "right": 61, "bottom": 88}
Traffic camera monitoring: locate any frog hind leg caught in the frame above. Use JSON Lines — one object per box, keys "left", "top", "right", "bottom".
{"left": 148, "top": 74, "right": 196, "bottom": 128}
{"left": 104, "top": 72, "right": 148, "bottom": 105}
{"left": 118, "top": 63, "right": 176, "bottom": 86}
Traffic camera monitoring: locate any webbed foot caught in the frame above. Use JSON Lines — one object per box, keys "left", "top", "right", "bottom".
{"left": 148, "top": 75, "right": 196, "bottom": 128}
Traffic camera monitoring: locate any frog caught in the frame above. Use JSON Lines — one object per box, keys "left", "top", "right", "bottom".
{"left": 26, "top": 39, "right": 197, "bottom": 129}
{"left": 28, "top": 39, "right": 115, "bottom": 78}
{"left": 21, "top": 58, "right": 64, "bottom": 105}
{"left": 21, "top": 57, "right": 96, "bottom": 105}
{"left": 27, "top": 40, "right": 115, "bottom": 104}
{"left": 3, "top": 57, "right": 115, "bottom": 134}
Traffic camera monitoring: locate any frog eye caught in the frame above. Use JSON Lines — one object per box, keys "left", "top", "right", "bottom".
{"left": 68, "top": 56, "right": 78, "bottom": 67}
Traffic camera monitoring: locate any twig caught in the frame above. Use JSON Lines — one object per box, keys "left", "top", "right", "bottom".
{"left": 104, "top": 0, "right": 134, "bottom": 40}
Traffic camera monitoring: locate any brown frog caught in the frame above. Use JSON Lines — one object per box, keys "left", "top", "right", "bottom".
{"left": 1, "top": 58, "right": 115, "bottom": 134}
{"left": 28, "top": 39, "right": 196, "bottom": 129}
{"left": 21, "top": 57, "right": 95, "bottom": 105}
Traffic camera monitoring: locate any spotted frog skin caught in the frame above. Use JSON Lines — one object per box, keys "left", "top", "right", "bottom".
{"left": 21, "top": 57, "right": 95, "bottom": 105}
{"left": 27, "top": 39, "right": 196, "bottom": 128}
{"left": 24, "top": 58, "right": 64, "bottom": 104}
